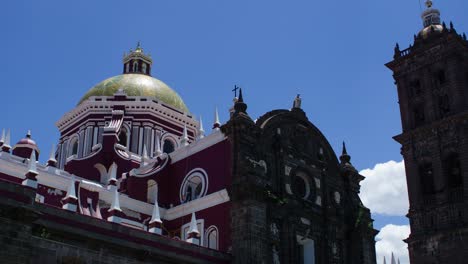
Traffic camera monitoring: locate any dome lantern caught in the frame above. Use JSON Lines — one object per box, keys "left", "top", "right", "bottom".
{"left": 123, "top": 42, "right": 153, "bottom": 76}
{"left": 421, "top": 0, "right": 441, "bottom": 28}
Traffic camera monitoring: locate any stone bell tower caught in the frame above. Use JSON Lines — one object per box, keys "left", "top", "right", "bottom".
{"left": 386, "top": 1, "right": 468, "bottom": 263}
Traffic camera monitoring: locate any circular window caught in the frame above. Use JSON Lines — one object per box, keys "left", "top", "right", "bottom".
{"left": 292, "top": 171, "right": 310, "bottom": 199}
{"left": 180, "top": 169, "right": 208, "bottom": 203}
{"left": 163, "top": 139, "right": 175, "bottom": 154}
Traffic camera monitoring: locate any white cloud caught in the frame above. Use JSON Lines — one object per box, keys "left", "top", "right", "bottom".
{"left": 376, "top": 224, "right": 410, "bottom": 264}
{"left": 359, "top": 160, "right": 408, "bottom": 216}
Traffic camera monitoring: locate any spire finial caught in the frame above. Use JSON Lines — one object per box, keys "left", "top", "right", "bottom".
{"left": 234, "top": 88, "right": 248, "bottom": 113}
{"left": 155, "top": 134, "right": 162, "bottom": 156}
{"left": 61, "top": 175, "right": 78, "bottom": 211}
{"left": 142, "top": 144, "right": 149, "bottom": 164}
{"left": 2, "top": 128, "right": 11, "bottom": 151}
{"left": 292, "top": 94, "right": 302, "bottom": 109}
{"left": 340, "top": 141, "right": 351, "bottom": 164}
{"left": 383, "top": 256, "right": 387, "bottom": 264}
{"left": 148, "top": 188, "right": 163, "bottom": 234}
{"left": 342, "top": 141, "right": 347, "bottom": 155}
{"left": 188, "top": 212, "right": 200, "bottom": 235}
{"left": 150, "top": 190, "right": 162, "bottom": 224}
{"left": 65, "top": 175, "right": 77, "bottom": 200}
{"left": 28, "top": 150, "right": 38, "bottom": 174}
{"left": 0, "top": 128, "right": 5, "bottom": 145}
{"left": 109, "top": 188, "right": 122, "bottom": 212}
{"left": 198, "top": 116, "right": 205, "bottom": 140}
{"left": 47, "top": 144, "right": 57, "bottom": 167}
{"left": 107, "top": 162, "right": 118, "bottom": 188}
{"left": 213, "top": 107, "right": 221, "bottom": 130}
{"left": 391, "top": 252, "right": 396, "bottom": 264}
{"left": 238, "top": 88, "right": 244, "bottom": 103}
{"left": 26, "top": 130, "right": 31, "bottom": 138}
{"left": 180, "top": 125, "right": 189, "bottom": 146}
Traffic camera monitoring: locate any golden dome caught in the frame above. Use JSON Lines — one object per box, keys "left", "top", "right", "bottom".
{"left": 79, "top": 74, "right": 189, "bottom": 113}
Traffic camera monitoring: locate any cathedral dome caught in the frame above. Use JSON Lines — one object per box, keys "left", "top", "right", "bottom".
{"left": 78, "top": 74, "right": 189, "bottom": 113}
{"left": 12, "top": 131, "right": 40, "bottom": 159}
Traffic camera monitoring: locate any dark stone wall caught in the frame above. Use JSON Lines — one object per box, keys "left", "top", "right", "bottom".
{"left": 387, "top": 27, "right": 468, "bottom": 264}
{"left": 0, "top": 180, "right": 231, "bottom": 264}
{"left": 223, "top": 103, "right": 377, "bottom": 264}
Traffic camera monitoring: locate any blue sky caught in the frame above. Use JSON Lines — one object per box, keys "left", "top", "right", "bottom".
{"left": 1, "top": 1, "right": 467, "bottom": 263}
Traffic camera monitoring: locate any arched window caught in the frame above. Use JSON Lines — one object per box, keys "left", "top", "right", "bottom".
{"left": 125, "top": 63, "right": 130, "bottom": 73}
{"left": 133, "top": 61, "right": 138, "bottom": 72}
{"left": 142, "top": 63, "right": 147, "bottom": 74}
{"left": 147, "top": 180, "right": 158, "bottom": 203}
{"left": 163, "top": 139, "right": 175, "bottom": 154}
{"left": 292, "top": 171, "right": 311, "bottom": 199}
{"left": 205, "top": 226, "right": 218, "bottom": 250}
{"left": 69, "top": 137, "right": 79, "bottom": 157}
{"left": 118, "top": 129, "right": 128, "bottom": 147}
{"left": 180, "top": 169, "right": 208, "bottom": 203}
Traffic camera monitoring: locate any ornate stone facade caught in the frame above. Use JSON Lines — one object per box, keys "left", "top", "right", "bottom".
{"left": 386, "top": 1, "right": 468, "bottom": 263}
{"left": 0, "top": 44, "right": 376, "bottom": 263}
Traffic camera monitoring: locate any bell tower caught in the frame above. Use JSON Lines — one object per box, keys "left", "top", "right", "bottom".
{"left": 386, "top": 1, "right": 468, "bottom": 263}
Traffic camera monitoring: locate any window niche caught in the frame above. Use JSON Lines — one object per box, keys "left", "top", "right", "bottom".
{"left": 291, "top": 171, "right": 312, "bottom": 200}
{"left": 180, "top": 169, "right": 208, "bottom": 203}
{"left": 409, "top": 80, "right": 422, "bottom": 96}
{"left": 205, "top": 226, "right": 219, "bottom": 250}
{"left": 444, "top": 153, "right": 463, "bottom": 189}
{"left": 413, "top": 106, "right": 425, "bottom": 127}
{"left": 69, "top": 137, "right": 79, "bottom": 157}
{"left": 147, "top": 179, "right": 158, "bottom": 203}
{"left": 118, "top": 128, "right": 128, "bottom": 147}
{"left": 419, "top": 162, "right": 435, "bottom": 195}
{"left": 437, "top": 70, "right": 446, "bottom": 85}
{"left": 438, "top": 94, "right": 450, "bottom": 116}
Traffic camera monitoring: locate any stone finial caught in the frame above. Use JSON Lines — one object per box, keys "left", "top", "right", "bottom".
{"left": 28, "top": 150, "right": 38, "bottom": 174}
{"left": 22, "top": 151, "right": 38, "bottom": 189}
{"left": 154, "top": 134, "right": 162, "bottom": 157}
{"left": 1, "top": 128, "right": 11, "bottom": 152}
{"left": 197, "top": 116, "right": 205, "bottom": 140}
{"left": 109, "top": 188, "right": 122, "bottom": 213}
{"left": 180, "top": 125, "right": 189, "bottom": 147}
{"left": 234, "top": 88, "right": 248, "bottom": 114}
{"left": 340, "top": 141, "right": 351, "bottom": 164}
{"left": 394, "top": 43, "right": 401, "bottom": 58}
{"left": 62, "top": 176, "right": 78, "bottom": 211}
{"left": 213, "top": 107, "right": 221, "bottom": 130}
{"left": 186, "top": 212, "right": 200, "bottom": 244}
{"left": 149, "top": 190, "right": 163, "bottom": 234}
{"left": 0, "top": 128, "right": 5, "bottom": 146}
{"left": 141, "top": 145, "right": 149, "bottom": 167}
{"left": 292, "top": 94, "right": 302, "bottom": 109}
{"left": 107, "top": 188, "right": 124, "bottom": 223}
{"left": 47, "top": 144, "right": 57, "bottom": 167}
{"left": 107, "top": 162, "right": 118, "bottom": 189}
